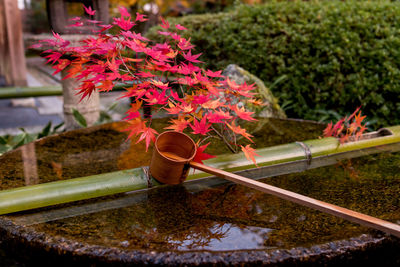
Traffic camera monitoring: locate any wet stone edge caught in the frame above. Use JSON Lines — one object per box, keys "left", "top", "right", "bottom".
{"left": 0, "top": 216, "right": 399, "bottom": 266}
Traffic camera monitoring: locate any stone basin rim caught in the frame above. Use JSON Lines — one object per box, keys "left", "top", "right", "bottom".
{"left": 0, "top": 213, "right": 396, "bottom": 265}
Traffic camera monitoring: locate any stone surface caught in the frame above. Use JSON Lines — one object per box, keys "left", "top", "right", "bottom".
{"left": 10, "top": 98, "right": 36, "bottom": 108}
{"left": 37, "top": 96, "right": 63, "bottom": 115}
{"left": 0, "top": 99, "right": 63, "bottom": 131}
{"left": 222, "top": 64, "right": 286, "bottom": 119}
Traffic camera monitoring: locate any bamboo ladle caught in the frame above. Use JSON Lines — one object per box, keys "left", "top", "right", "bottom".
{"left": 150, "top": 131, "right": 400, "bottom": 238}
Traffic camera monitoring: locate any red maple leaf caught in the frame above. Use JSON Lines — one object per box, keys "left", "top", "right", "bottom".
{"left": 52, "top": 59, "right": 70, "bottom": 75}
{"left": 123, "top": 101, "right": 142, "bottom": 121}
{"left": 206, "top": 110, "right": 232, "bottom": 123}
{"left": 190, "top": 116, "right": 211, "bottom": 135}
{"left": 122, "top": 118, "right": 146, "bottom": 140}
{"left": 76, "top": 81, "right": 96, "bottom": 101}
{"left": 323, "top": 122, "right": 334, "bottom": 137}
{"left": 137, "top": 127, "right": 158, "bottom": 151}
{"left": 144, "top": 89, "right": 168, "bottom": 105}
{"left": 241, "top": 145, "right": 259, "bottom": 167}
{"left": 193, "top": 143, "right": 216, "bottom": 164}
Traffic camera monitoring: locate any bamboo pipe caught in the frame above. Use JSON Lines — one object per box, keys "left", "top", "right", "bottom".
{"left": 0, "top": 169, "right": 149, "bottom": 215}
{"left": 0, "top": 83, "right": 132, "bottom": 99}
{"left": 162, "top": 151, "right": 400, "bottom": 238}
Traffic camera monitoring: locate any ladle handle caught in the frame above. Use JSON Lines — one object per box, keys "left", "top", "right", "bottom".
{"left": 190, "top": 161, "right": 400, "bottom": 238}
{"left": 161, "top": 152, "right": 400, "bottom": 238}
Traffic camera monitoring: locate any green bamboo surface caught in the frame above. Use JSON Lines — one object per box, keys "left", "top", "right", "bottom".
{"left": 0, "top": 169, "right": 149, "bottom": 215}
{"left": 0, "top": 83, "right": 133, "bottom": 99}
{"left": 0, "top": 126, "right": 399, "bottom": 215}
{"left": 0, "top": 86, "right": 63, "bottom": 98}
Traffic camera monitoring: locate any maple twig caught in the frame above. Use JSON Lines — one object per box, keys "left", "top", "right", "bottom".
{"left": 198, "top": 135, "right": 215, "bottom": 146}
{"left": 118, "top": 50, "right": 136, "bottom": 78}
{"left": 211, "top": 125, "right": 236, "bottom": 153}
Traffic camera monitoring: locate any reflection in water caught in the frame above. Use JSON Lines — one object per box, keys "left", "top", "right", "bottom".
{"left": 20, "top": 142, "right": 39, "bottom": 185}
{"left": 170, "top": 223, "right": 274, "bottom": 251}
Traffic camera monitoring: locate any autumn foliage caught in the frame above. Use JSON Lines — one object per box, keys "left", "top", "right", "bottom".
{"left": 323, "top": 107, "right": 367, "bottom": 144}
{"left": 34, "top": 5, "right": 259, "bottom": 165}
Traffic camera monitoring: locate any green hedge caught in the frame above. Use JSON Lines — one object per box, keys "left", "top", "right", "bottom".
{"left": 147, "top": 1, "right": 400, "bottom": 127}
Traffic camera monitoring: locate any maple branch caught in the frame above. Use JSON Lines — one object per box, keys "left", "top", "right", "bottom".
{"left": 198, "top": 135, "right": 214, "bottom": 146}
{"left": 118, "top": 50, "right": 137, "bottom": 78}
{"left": 211, "top": 125, "right": 236, "bottom": 153}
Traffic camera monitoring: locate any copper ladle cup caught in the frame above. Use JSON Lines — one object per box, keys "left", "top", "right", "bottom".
{"left": 149, "top": 131, "right": 197, "bottom": 184}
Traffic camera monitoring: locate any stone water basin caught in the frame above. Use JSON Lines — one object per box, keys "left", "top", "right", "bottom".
{"left": 0, "top": 118, "right": 399, "bottom": 266}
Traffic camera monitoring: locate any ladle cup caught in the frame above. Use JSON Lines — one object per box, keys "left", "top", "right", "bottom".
{"left": 149, "top": 131, "right": 400, "bottom": 239}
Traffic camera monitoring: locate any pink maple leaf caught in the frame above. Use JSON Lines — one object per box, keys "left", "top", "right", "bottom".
{"left": 119, "top": 6, "right": 131, "bottom": 18}
{"left": 158, "top": 31, "right": 170, "bottom": 36}
{"left": 113, "top": 17, "right": 135, "bottom": 31}
{"left": 135, "top": 12, "right": 148, "bottom": 22}
{"left": 182, "top": 51, "right": 203, "bottom": 63}
{"left": 68, "top": 21, "right": 84, "bottom": 27}
{"left": 160, "top": 17, "right": 169, "bottom": 29}
{"left": 83, "top": 5, "right": 96, "bottom": 16}
{"left": 69, "top": 17, "right": 81, "bottom": 21}
{"left": 178, "top": 38, "right": 195, "bottom": 50}
{"left": 205, "top": 70, "right": 223, "bottom": 78}
{"left": 44, "top": 52, "right": 63, "bottom": 64}
{"left": 175, "top": 24, "right": 188, "bottom": 31}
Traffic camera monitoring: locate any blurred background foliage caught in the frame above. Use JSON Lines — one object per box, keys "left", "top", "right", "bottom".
{"left": 20, "top": 0, "right": 400, "bottom": 129}
{"left": 148, "top": 1, "right": 400, "bottom": 128}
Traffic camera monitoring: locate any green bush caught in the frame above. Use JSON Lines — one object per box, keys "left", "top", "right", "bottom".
{"left": 147, "top": 1, "right": 400, "bottom": 127}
